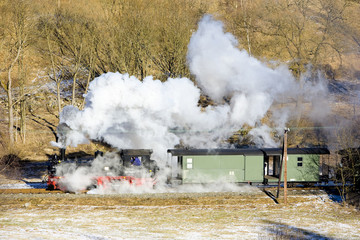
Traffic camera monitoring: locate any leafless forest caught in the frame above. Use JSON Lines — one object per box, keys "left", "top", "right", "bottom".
{"left": 0, "top": 0, "right": 359, "bottom": 192}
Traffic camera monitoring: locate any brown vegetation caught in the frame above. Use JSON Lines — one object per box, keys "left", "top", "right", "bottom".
{"left": 0, "top": 0, "right": 359, "bottom": 161}
{"left": 0, "top": 191, "right": 360, "bottom": 239}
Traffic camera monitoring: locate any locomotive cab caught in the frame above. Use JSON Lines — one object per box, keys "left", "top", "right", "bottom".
{"left": 118, "top": 149, "right": 159, "bottom": 176}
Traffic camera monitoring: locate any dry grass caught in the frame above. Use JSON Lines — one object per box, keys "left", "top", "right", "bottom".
{"left": 0, "top": 190, "right": 359, "bottom": 239}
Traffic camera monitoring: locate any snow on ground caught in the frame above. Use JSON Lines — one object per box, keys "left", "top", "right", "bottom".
{"left": 0, "top": 182, "right": 47, "bottom": 189}
{"left": 0, "top": 191, "right": 359, "bottom": 240}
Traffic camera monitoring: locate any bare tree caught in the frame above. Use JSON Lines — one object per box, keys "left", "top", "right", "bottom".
{"left": 149, "top": 0, "right": 197, "bottom": 80}
{"left": 80, "top": 26, "right": 99, "bottom": 109}
{"left": 219, "top": 0, "right": 260, "bottom": 56}
{"left": 0, "top": 0, "right": 31, "bottom": 145}
{"left": 51, "top": 9, "right": 89, "bottom": 107}
{"left": 37, "top": 15, "right": 70, "bottom": 115}
{"left": 333, "top": 119, "right": 360, "bottom": 204}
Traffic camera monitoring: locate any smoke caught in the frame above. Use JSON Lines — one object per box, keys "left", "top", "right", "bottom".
{"left": 249, "top": 125, "right": 279, "bottom": 147}
{"left": 51, "top": 15, "right": 331, "bottom": 193}
{"left": 188, "top": 15, "right": 297, "bottom": 105}
{"left": 52, "top": 15, "right": 300, "bottom": 153}
{"left": 52, "top": 74, "right": 235, "bottom": 162}
{"left": 187, "top": 15, "right": 300, "bottom": 147}
{"left": 300, "top": 69, "right": 332, "bottom": 121}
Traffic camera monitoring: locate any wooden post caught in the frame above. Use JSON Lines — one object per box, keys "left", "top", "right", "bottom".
{"left": 283, "top": 128, "right": 289, "bottom": 204}
{"left": 276, "top": 154, "right": 283, "bottom": 199}
{"left": 276, "top": 128, "right": 289, "bottom": 203}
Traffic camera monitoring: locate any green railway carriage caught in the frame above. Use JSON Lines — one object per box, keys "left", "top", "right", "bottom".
{"left": 167, "top": 149, "right": 264, "bottom": 184}
{"left": 167, "top": 147, "right": 330, "bottom": 185}
{"left": 262, "top": 148, "right": 330, "bottom": 184}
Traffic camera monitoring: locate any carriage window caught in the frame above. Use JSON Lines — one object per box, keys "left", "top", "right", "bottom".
{"left": 297, "top": 157, "right": 303, "bottom": 167}
{"left": 187, "top": 158, "right": 193, "bottom": 169}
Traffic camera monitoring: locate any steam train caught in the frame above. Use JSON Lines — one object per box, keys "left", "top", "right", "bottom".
{"left": 47, "top": 146, "right": 330, "bottom": 191}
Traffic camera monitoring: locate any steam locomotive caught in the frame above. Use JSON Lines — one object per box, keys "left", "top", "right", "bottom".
{"left": 47, "top": 149, "right": 159, "bottom": 191}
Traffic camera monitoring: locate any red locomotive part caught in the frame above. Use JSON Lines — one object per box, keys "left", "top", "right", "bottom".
{"left": 47, "top": 175, "right": 156, "bottom": 192}
{"left": 95, "top": 176, "right": 156, "bottom": 188}
{"left": 47, "top": 176, "right": 62, "bottom": 190}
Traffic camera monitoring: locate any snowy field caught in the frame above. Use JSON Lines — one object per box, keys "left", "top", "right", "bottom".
{"left": 0, "top": 182, "right": 47, "bottom": 189}
{"left": 0, "top": 190, "right": 359, "bottom": 240}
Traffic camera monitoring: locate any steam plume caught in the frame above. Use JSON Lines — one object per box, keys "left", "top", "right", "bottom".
{"left": 51, "top": 15, "right": 330, "bottom": 192}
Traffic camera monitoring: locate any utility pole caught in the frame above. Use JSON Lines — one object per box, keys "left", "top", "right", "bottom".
{"left": 276, "top": 128, "right": 290, "bottom": 204}
{"left": 283, "top": 128, "right": 289, "bottom": 204}
{"left": 276, "top": 153, "right": 283, "bottom": 199}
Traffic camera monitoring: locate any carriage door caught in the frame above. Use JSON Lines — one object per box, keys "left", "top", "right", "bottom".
{"left": 267, "top": 155, "right": 281, "bottom": 177}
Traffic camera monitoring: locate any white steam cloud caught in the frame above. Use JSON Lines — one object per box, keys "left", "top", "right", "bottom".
{"left": 188, "top": 15, "right": 297, "bottom": 105}
{"left": 51, "top": 15, "right": 330, "bottom": 192}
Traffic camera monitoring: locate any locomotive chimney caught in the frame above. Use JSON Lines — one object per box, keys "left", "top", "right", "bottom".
{"left": 60, "top": 148, "right": 66, "bottom": 161}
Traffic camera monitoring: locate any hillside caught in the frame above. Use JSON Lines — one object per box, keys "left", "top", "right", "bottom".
{"left": 0, "top": 0, "right": 359, "bottom": 161}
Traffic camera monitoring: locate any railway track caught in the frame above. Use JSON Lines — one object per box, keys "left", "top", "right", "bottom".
{"left": 0, "top": 184, "right": 337, "bottom": 195}
{"left": 0, "top": 188, "right": 62, "bottom": 194}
